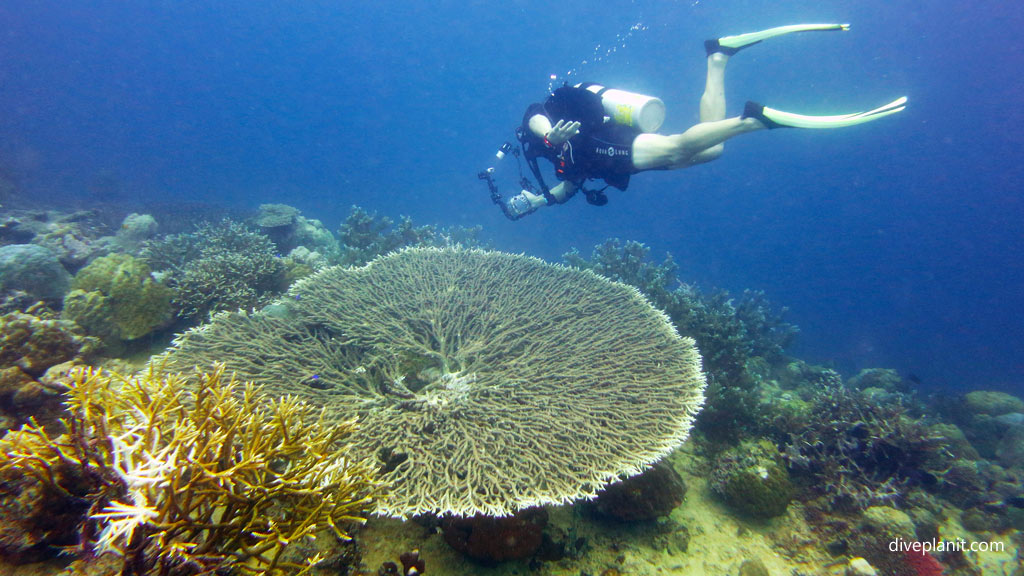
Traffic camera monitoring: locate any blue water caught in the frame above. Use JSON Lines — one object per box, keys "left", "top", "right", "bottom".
{"left": 1, "top": 1, "right": 1021, "bottom": 393}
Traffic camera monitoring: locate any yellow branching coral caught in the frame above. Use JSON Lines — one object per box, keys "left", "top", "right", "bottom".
{"left": 157, "top": 247, "right": 706, "bottom": 518}
{"left": 0, "top": 365, "right": 380, "bottom": 575}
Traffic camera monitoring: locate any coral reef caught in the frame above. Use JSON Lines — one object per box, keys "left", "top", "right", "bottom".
{"left": 141, "top": 218, "right": 287, "bottom": 322}
{"left": 564, "top": 239, "right": 797, "bottom": 443}
{"left": 63, "top": 253, "right": 173, "bottom": 341}
{"left": 157, "top": 247, "right": 706, "bottom": 518}
{"left": 337, "top": 206, "right": 483, "bottom": 266}
{"left": 779, "top": 382, "right": 949, "bottom": 512}
{"left": 0, "top": 364, "right": 380, "bottom": 574}
{"left": 0, "top": 304, "right": 94, "bottom": 378}
{"left": 711, "top": 439, "right": 794, "bottom": 519}
{"left": 0, "top": 244, "right": 70, "bottom": 304}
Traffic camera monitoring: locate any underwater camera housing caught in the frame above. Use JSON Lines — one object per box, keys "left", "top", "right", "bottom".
{"left": 478, "top": 139, "right": 541, "bottom": 221}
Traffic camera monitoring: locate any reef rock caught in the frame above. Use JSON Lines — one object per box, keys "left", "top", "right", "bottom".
{"left": 738, "top": 558, "right": 770, "bottom": 576}
{"left": 0, "top": 366, "right": 65, "bottom": 432}
{"left": 861, "top": 505, "right": 917, "bottom": 541}
{"left": 594, "top": 460, "right": 687, "bottom": 521}
{"left": 995, "top": 425, "right": 1024, "bottom": 468}
{"left": 112, "top": 212, "right": 158, "bottom": 249}
{"left": 845, "top": 557, "right": 878, "bottom": 576}
{"left": 847, "top": 368, "right": 904, "bottom": 392}
{"left": 442, "top": 508, "right": 548, "bottom": 564}
{"left": 964, "top": 390, "right": 1024, "bottom": 417}
{"left": 0, "top": 309, "right": 91, "bottom": 377}
{"left": 0, "top": 244, "right": 69, "bottom": 303}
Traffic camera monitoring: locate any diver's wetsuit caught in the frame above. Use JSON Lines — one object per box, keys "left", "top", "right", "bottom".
{"left": 524, "top": 86, "right": 642, "bottom": 191}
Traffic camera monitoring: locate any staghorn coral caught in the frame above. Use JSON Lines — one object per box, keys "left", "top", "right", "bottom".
{"left": 157, "top": 247, "right": 706, "bottom": 518}
{"left": 0, "top": 365, "right": 380, "bottom": 575}
{"left": 64, "top": 253, "right": 174, "bottom": 341}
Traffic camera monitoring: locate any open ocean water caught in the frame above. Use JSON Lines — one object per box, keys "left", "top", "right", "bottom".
{"left": 1, "top": 0, "right": 1021, "bottom": 395}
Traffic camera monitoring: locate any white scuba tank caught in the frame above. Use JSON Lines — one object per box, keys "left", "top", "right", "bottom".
{"left": 577, "top": 83, "right": 666, "bottom": 133}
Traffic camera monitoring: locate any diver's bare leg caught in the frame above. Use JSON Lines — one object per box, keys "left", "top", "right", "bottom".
{"left": 685, "top": 52, "right": 732, "bottom": 165}
{"left": 632, "top": 117, "right": 763, "bottom": 170}
{"left": 700, "top": 52, "right": 728, "bottom": 122}
{"left": 633, "top": 50, "right": 766, "bottom": 170}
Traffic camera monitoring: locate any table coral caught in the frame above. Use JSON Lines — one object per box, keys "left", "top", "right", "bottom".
{"left": 157, "top": 247, "right": 707, "bottom": 518}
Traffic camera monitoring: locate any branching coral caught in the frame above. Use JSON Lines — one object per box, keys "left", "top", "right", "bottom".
{"left": 157, "top": 247, "right": 706, "bottom": 518}
{"left": 565, "top": 239, "right": 797, "bottom": 442}
{"left": 0, "top": 365, "right": 380, "bottom": 575}
{"left": 336, "top": 206, "right": 483, "bottom": 266}
{"left": 141, "top": 219, "right": 287, "bottom": 322}
{"left": 779, "top": 382, "right": 948, "bottom": 511}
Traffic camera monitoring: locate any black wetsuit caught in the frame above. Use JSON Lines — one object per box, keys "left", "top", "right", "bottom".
{"left": 524, "top": 85, "right": 642, "bottom": 191}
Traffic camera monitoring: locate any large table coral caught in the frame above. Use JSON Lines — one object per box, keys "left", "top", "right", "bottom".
{"left": 157, "top": 248, "right": 706, "bottom": 518}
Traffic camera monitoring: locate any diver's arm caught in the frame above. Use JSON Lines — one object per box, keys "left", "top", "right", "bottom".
{"left": 504, "top": 181, "right": 578, "bottom": 219}
{"left": 528, "top": 115, "right": 581, "bottom": 147}
{"left": 528, "top": 114, "right": 552, "bottom": 138}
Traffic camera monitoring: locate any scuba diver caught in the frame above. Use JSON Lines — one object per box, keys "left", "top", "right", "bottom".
{"left": 481, "top": 23, "right": 907, "bottom": 220}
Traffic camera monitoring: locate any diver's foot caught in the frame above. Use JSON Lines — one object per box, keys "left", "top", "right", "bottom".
{"left": 705, "top": 23, "right": 850, "bottom": 56}
{"left": 743, "top": 97, "right": 908, "bottom": 129}
{"left": 741, "top": 101, "right": 783, "bottom": 129}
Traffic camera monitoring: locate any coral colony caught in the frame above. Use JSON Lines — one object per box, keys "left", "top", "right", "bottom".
{"left": 158, "top": 248, "right": 706, "bottom": 518}
{"left": 0, "top": 364, "right": 380, "bottom": 575}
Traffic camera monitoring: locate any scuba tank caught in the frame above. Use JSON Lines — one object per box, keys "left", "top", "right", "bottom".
{"left": 576, "top": 83, "right": 665, "bottom": 133}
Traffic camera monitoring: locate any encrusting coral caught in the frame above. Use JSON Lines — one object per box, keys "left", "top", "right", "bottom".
{"left": 0, "top": 364, "right": 380, "bottom": 575}
{"left": 0, "top": 303, "right": 95, "bottom": 377}
{"left": 157, "top": 247, "right": 706, "bottom": 518}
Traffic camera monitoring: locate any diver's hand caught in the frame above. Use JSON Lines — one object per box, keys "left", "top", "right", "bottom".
{"left": 545, "top": 120, "right": 581, "bottom": 147}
